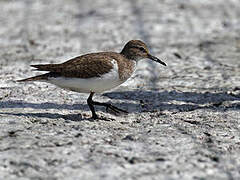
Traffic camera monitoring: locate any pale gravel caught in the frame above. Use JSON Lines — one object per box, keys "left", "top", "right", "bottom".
{"left": 0, "top": 0, "right": 240, "bottom": 179}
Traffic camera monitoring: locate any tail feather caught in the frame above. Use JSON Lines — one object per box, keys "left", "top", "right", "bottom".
{"left": 31, "top": 64, "right": 59, "bottom": 71}
{"left": 17, "top": 74, "right": 49, "bottom": 82}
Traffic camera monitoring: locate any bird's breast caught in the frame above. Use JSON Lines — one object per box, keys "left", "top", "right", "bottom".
{"left": 118, "top": 60, "right": 137, "bottom": 81}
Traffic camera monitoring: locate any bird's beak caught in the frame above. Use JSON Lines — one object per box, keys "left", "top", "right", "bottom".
{"left": 148, "top": 54, "right": 167, "bottom": 66}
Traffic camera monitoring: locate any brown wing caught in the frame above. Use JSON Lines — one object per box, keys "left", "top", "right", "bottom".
{"left": 31, "top": 52, "right": 115, "bottom": 79}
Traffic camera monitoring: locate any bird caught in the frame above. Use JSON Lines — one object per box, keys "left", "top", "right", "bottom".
{"left": 18, "top": 40, "right": 167, "bottom": 119}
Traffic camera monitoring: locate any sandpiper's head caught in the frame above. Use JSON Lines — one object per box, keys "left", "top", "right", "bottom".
{"left": 120, "top": 40, "right": 166, "bottom": 66}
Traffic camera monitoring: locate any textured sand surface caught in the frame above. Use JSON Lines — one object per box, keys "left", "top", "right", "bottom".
{"left": 0, "top": 0, "right": 240, "bottom": 179}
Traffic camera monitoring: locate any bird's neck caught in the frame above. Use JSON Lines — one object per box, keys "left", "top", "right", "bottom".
{"left": 120, "top": 50, "right": 138, "bottom": 61}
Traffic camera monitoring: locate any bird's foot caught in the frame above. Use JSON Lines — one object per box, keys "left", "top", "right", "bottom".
{"left": 91, "top": 113, "right": 99, "bottom": 120}
{"left": 105, "top": 104, "right": 128, "bottom": 116}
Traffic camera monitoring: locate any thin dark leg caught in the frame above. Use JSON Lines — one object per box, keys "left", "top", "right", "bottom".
{"left": 87, "top": 92, "right": 128, "bottom": 119}
{"left": 92, "top": 101, "right": 128, "bottom": 114}
{"left": 87, "top": 92, "right": 98, "bottom": 119}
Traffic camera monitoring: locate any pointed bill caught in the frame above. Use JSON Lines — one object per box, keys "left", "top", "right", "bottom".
{"left": 148, "top": 54, "right": 167, "bottom": 66}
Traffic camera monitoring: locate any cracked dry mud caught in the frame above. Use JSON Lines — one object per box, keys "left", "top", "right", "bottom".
{"left": 0, "top": 0, "right": 240, "bottom": 179}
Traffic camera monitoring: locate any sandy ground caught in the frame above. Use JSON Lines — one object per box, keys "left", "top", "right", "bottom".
{"left": 0, "top": 0, "right": 240, "bottom": 179}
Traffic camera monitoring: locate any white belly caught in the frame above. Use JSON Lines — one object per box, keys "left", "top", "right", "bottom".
{"left": 47, "top": 59, "right": 125, "bottom": 93}
{"left": 48, "top": 76, "right": 123, "bottom": 93}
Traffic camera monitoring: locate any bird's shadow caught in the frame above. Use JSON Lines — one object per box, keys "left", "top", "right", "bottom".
{"left": 0, "top": 90, "right": 239, "bottom": 121}
{"left": 1, "top": 111, "right": 84, "bottom": 121}
{"left": 0, "top": 111, "right": 116, "bottom": 122}
{"left": 0, "top": 100, "right": 127, "bottom": 121}
{"left": 103, "top": 90, "right": 239, "bottom": 105}
{"left": 103, "top": 90, "right": 240, "bottom": 112}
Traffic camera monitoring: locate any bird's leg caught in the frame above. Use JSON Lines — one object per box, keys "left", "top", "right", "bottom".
{"left": 92, "top": 101, "right": 128, "bottom": 115}
{"left": 92, "top": 100, "right": 128, "bottom": 115}
{"left": 87, "top": 92, "right": 128, "bottom": 118}
{"left": 87, "top": 92, "right": 98, "bottom": 119}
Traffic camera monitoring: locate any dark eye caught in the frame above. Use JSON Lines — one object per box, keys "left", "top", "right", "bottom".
{"left": 139, "top": 47, "right": 145, "bottom": 52}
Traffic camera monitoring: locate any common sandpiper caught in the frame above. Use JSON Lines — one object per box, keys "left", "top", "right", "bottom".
{"left": 18, "top": 40, "right": 167, "bottom": 119}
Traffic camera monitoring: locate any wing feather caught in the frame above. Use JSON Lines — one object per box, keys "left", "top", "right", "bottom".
{"left": 31, "top": 53, "right": 115, "bottom": 79}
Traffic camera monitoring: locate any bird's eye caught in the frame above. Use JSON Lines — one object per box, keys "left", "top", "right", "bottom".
{"left": 139, "top": 47, "right": 145, "bottom": 52}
